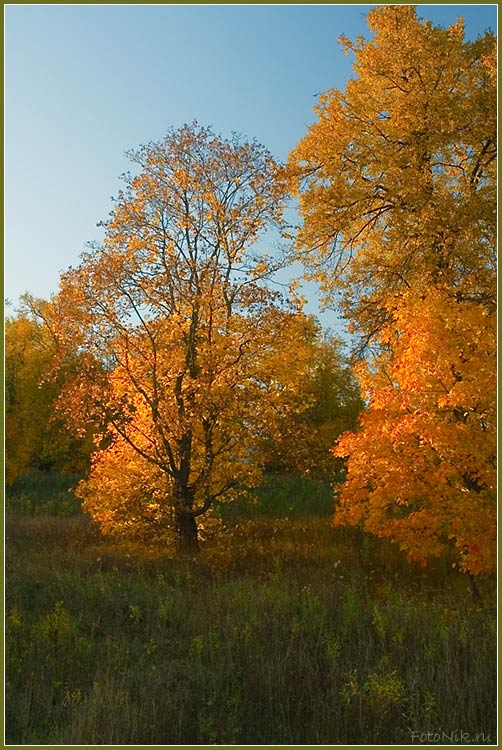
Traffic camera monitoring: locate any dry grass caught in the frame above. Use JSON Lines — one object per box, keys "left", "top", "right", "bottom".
{"left": 5, "top": 476, "right": 497, "bottom": 745}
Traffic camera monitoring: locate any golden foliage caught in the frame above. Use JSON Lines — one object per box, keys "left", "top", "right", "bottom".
{"left": 54, "top": 124, "right": 316, "bottom": 548}
{"left": 335, "top": 290, "right": 496, "bottom": 574}
{"left": 288, "top": 5, "right": 496, "bottom": 339}
{"left": 288, "top": 7, "right": 496, "bottom": 574}
{"left": 5, "top": 302, "right": 93, "bottom": 484}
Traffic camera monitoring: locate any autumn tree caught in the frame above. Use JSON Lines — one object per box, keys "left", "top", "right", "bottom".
{"left": 288, "top": 6, "right": 496, "bottom": 573}
{"left": 263, "top": 326, "right": 363, "bottom": 480}
{"left": 5, "top": 300, "right": 93, "bottom": 485}
{"left": 54, "top": 123, "right": 312, "bottom": 552}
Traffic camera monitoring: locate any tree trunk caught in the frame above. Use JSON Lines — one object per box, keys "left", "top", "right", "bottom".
{"left": 174, "top": 506, "right": 199, "bottom": 554}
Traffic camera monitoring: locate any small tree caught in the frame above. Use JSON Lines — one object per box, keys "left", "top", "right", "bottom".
{"left": 5, "top": 301, "right": 93, "bottom": 485}
{"left": 55, "top": 123, "right": 311, "bottom": 552}
{"left": 263, "top": 328, "right": 363, "bottom": 480}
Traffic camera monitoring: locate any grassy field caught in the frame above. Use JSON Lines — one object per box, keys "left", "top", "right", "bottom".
{"left": 5, "top": 475, "right": 497, "bottom": 745}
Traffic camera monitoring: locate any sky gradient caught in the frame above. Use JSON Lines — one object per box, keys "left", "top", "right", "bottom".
{"left": 5, "top": 3, "right": 498, "bottom": 329}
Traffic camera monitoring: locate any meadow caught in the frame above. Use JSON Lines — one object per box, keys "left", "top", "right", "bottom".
{"left": 5, "top": 474, "right": 497, "bottom": 746}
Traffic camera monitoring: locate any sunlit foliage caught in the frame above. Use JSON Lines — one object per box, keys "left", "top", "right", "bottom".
{"left": 289, "top": 5, "right": 495, "bottom": 339}
{"left": 289, "top": 6, "right": 496, "bottom": 574}
{"left": 335, "top": 289, "right": 496, "bottom": 574}
{"left": 54, "top": 123, "right": 317, "bottom": 550}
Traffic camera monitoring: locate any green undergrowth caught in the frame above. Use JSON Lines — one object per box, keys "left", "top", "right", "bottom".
{"left": 216, "top": 473, "right": 336, "bottom": 519}
{"left": 6, "top": 471, "right": 83, "bottom": 517}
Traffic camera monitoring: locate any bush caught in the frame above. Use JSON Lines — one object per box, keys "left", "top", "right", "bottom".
{"left": 217, "top": 474, "right": 334, "bottom": 520}
{"left": 6, "top": 472, "right": 83, "bottom": 517}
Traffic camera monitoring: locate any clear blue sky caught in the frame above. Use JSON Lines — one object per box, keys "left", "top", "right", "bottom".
{"left": 5, "top": 3, "right": 497, "bottom": 329}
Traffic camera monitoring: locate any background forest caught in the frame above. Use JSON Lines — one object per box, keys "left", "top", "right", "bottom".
{"left": 5, "top": 6, "right": 496, "bottom": 746}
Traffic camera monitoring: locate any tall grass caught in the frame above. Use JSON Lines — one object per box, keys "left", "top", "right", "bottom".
{"left": 5, "top": 502, "right": 496, "bottom": 746}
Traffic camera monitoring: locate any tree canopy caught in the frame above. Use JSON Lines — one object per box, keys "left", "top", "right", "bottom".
{"left": 289, "top": 5, "right": 496, "bottom": 348}
{"left": 54, "top": 123, "right": 318, "bottom": 551}
{"left": 288, "top": 6, "right": 496, "bottom": 574}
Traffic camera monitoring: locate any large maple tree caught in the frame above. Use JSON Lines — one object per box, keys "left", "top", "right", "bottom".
{"left": 288, "top": 6, "right": 496, "bottom": 574}
{"left": 54, "top": 123, "right": 313, "bottom": 551}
